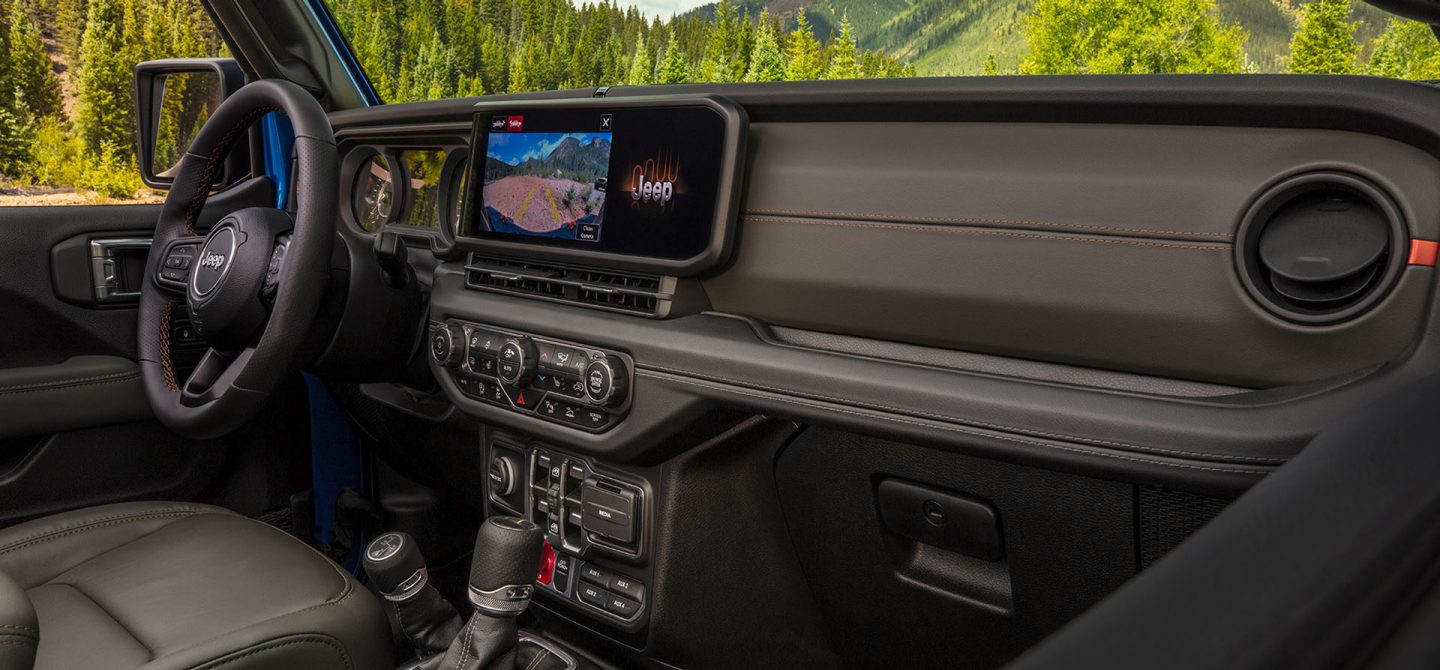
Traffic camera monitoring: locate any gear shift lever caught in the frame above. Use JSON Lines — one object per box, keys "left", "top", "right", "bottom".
{"left": 363, "top": 531, "right": 462, "bottom": 656}
{"left": 436, "top": 516, "right": 545, "bottom": 670}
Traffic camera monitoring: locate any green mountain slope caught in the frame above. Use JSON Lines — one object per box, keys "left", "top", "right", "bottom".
{"left": 711, "top": 0, "right": 1397, "bottom": 75}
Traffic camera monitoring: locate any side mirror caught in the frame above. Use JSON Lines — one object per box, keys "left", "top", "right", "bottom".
{"left": 134, "top": 58, "right": 246, "bottom": 189}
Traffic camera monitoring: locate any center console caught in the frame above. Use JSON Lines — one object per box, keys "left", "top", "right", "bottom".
{"left": 488, "top": 439, "right": 653, "bottom": 633}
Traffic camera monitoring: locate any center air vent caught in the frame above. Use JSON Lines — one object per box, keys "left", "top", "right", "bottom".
{"left": 1236, "top": 172, "right": 1405, "bottom": 325}
{"left": 465, "top": 256, "right": 675, "bottom": 317}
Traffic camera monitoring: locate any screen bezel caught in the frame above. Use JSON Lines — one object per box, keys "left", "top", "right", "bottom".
{"left": 456, "top": 94, "right": 747, "bottom": 277}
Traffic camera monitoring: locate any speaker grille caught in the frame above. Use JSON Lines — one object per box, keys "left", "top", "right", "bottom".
{"left": 1138, "top": 487, "right": 1232, "bottom": 569}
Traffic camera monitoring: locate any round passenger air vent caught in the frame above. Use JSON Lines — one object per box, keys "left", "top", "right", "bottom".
{"left": 1235, "top": 172, "right": 1405, "bottom": 325}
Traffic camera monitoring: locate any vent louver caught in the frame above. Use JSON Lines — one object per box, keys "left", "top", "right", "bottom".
{"left": 465, "top": 256, "right": 672, "bottom": 317}
{"left": 1236, "top": 172, "right": 1405, "bottom": 325}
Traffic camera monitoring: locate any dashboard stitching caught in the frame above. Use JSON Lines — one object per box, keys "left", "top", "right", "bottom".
{"left": 744, "top": 216, "right": 1233, "bottom": 251}
{"left": 0, "top": 371, "right": 137, "bottom": 395}
{"left": 646, "top": 372, "right": 1269, "bottom": 475}
{"left": 639, "top": 365, "right": 1285, "bottom": 465}
{"left": 746, "top": 208, "right": 1234, "bottom": 240}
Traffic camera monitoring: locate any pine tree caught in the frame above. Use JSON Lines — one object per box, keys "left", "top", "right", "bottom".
{"left": 1287, "top": 0, "right": 1360, "bottom": 74}
{"left": 824, "top": 15, "right": 862, "bottom": 80}
{"left": 983, "top": 53, "right": 999, "bottom": 75}
{"left": 76, "top": 0, "right": 136, "bottom": 154}
{"left": 1020, "top": 0, "right": 1247, "bottom": 74}
{"left": 8, "top": 0, "right": 62, "bottom": 119}
{"left": 743, "top": 10, "right": 784, "bottom": 82}
{"left": 1366, "top": 18, "right": 1440, "bottom": 79}
{"left": 784, "top": 8, "right": 824, "bottom": 81}
{"left": 55, "top": 0, "right": 85, "bottom": 59}
{"left": 626, "top": 32, "right": 652, "bottom": 85}
{"left": 697, "top": 0, "right": 733, "bottom": 83}
{"left": 658, "top": 31, "right": 688, "bottom": 84}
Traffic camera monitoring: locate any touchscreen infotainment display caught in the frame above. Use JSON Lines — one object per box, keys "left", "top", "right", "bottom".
{"left": 462, "top": 103, "right": 735, "bottom": 264}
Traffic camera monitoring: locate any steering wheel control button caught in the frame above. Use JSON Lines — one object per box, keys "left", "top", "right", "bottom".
{"left": 430, "top": 323, "right": 463, "bottom": 367}
{"left": 497, "top": 337, "right": 538, "bottom": 385}
{"left": 584, "top": 356, "right": 627, "bottom": 407}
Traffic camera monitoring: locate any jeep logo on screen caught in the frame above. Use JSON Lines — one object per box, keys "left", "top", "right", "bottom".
{"left": 629, "top": 153, "right": 678, "bottom": 207}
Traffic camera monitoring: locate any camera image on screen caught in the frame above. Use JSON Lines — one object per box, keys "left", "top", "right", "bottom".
{"left": 482, "top": 131, "right": 612, "bottom": 241}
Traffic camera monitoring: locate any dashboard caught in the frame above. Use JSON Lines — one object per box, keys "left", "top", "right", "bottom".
{"left": 322, "top": 77, "right": 1440, "bottom": 664}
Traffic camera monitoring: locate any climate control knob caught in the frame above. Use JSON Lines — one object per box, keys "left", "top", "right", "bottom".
{"left": 584, "top": 355, "right": 628, "bottom": 407}
{"left": 496, "top": 337, "right": 538, "bottom": 386}
{"left": 430, "top": 323, "right": 463, "bottom": 367}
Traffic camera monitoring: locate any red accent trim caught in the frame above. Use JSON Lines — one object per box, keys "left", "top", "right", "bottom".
{"left": 1409, "top": 239, "right": 1439, "bottom": 267}
{"left": 537, "top": 541, "right": 555, "bottom": 585}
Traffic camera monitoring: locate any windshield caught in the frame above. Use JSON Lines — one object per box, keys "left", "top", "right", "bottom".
{"left": 324, "top": 0, "right": 1439, "bottom": 103}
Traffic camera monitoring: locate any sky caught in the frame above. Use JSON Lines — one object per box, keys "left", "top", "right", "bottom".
{"left": 628, "top": 0, "right": 711, "bottom": 19}
{"left": 487, "top": 132, "right": 612, "bottom": 166}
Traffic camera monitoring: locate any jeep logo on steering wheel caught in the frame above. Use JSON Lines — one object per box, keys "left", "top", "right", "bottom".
{"left": 199, "top": 252, "right": 227, "bottom": 270}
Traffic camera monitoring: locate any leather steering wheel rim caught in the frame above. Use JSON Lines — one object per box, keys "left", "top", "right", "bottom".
{"left": 138, "top": 79, "right": 337, "bottom": 439}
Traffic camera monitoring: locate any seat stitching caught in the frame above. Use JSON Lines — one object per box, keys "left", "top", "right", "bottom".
{"left": 646, "top": 372, "right": 1271, "bottom": 475}
{"left": 0, "top": 371, "right": 138, "bottom": 395}
{"left": 0, "top": 639, "right": 37, "bottom": 647}
{"left": 0, "top": 509, "right": 208, "bottom": 557}
{"left": 187, "top": 635, "right": 351, "bottom": 670}
{"left": 0, "top": 624, "right": 36, "bottom": 633}
{"left": 746, "top": 208, "right": 1235, "bottom": 239}
{"left": 743, "top": 215, "right": 1233, "bottom": 251}
{"left": 639, "top": 364, "right": 1285, "bottom": 464}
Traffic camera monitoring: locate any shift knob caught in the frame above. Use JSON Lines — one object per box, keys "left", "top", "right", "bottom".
{"left": 363, "top": 531, "right": 428, "bottom": 600}
{"left": 466, "top": 516, "right": 545, "bottom": 617}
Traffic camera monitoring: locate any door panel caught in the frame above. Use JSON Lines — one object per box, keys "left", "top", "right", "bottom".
{"left": 0, "top": 180, "right": 299, "bottom": 521}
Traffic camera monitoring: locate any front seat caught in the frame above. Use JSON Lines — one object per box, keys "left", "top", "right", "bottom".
{"left": 0, "top": 501, "right": 390, "bottom": 669}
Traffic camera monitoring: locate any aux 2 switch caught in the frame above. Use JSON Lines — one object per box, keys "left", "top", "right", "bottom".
{"left": 497, "top": 337, "right": 538, "bottom": 386}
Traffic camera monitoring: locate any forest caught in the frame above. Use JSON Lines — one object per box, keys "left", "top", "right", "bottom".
{"left": 0, "top": 0, "right": 1439, "bottom": 203}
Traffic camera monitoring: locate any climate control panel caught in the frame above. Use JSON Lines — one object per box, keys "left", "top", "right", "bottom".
{"left": 430, "top": 320, "right": 633, "bottom": 432}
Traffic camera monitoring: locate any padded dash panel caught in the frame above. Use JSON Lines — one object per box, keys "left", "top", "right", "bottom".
{"left": 705, "top": 122, "right": 1440, "bottom": 387}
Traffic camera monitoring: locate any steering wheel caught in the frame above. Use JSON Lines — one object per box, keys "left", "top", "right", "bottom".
{"left": 138, "top": 80, "right": 336, "bottom": 439}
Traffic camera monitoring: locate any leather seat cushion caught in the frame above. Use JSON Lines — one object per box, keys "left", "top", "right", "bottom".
{"left": 0, "top": 501, "right": 390, "bottom": 670}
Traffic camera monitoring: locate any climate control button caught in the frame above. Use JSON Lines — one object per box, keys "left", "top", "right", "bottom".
{"left": 584, "top": 356, "right": 628, "bottom": 407}
{"left": 430, "top": 323, "right": 463, "bottom": 367}
{"left": 497, "top": 337, "right": 538, "bottom": 386}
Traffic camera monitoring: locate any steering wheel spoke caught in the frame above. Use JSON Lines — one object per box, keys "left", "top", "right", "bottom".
{"left": 179, "top": 346, "right": 255, "bottom": 408}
